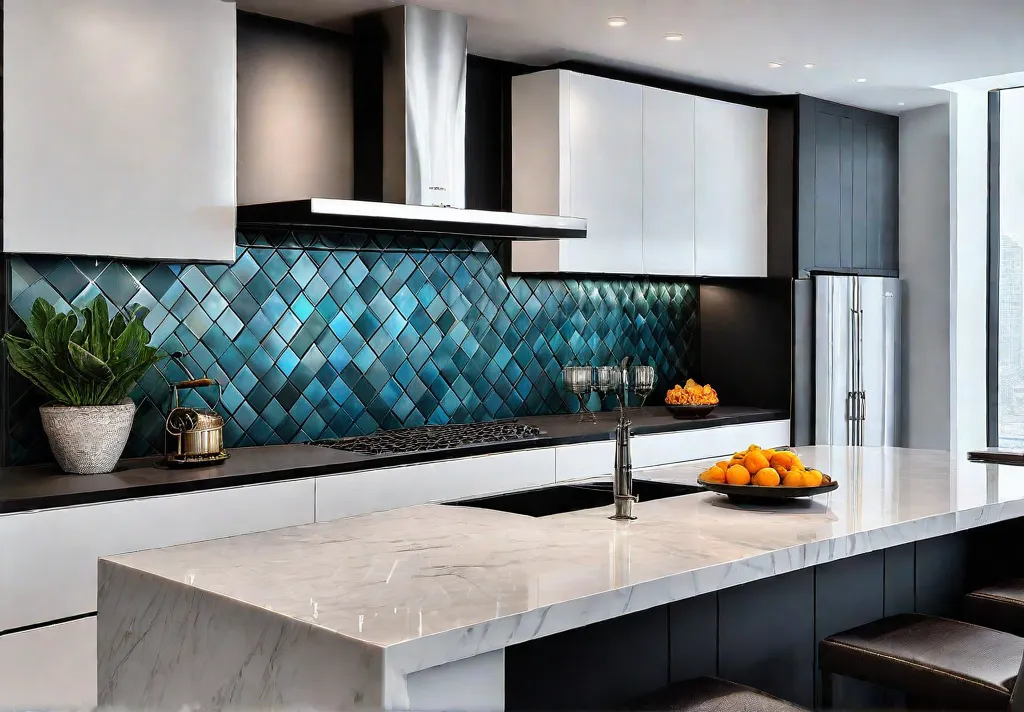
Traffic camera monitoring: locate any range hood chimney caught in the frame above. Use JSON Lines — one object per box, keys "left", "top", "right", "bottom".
{"left": 237, "top": 5, "right": 585, "bottom": 241}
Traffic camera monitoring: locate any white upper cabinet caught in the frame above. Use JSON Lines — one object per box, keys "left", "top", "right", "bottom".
{"left": 4, "top": 0, "right": 237, "bottom": 262}
{"left": 694, "top": 97, "right": 768, "bottom": 277}
{"left": 512, "top": 70, "right": 767, "bottom": 277}
{"left": 511, "top": 71, "right": 644, "bottom": 274}
{"left": 642, "top": 87, "right": 696, "bottom": 276}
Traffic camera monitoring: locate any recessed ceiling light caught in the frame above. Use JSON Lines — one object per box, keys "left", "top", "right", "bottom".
{"left": 854, "top": 77, "right": 868, "bottom": 83}
{"left": 607, "top": 16, "right": 627, "bottom": 27}
{"left": 664, "top": 32, "right": 684, "bottom": 41}
{"left": 898, "top": 102, "right": 906, "bottom": 106}
{"left": 804, "top": 63, "right": 815, "bottom": 69}
{"left": 768, "top": 61, "right": 783, "bottom": 69}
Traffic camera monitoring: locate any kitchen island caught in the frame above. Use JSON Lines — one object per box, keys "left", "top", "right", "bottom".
{"left": 97, "top": 446, "right": 1024, "bottom": 710}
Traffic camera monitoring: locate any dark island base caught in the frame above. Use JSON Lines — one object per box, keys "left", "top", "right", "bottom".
{"left": 505, "top": 519, "right": 1023, "bottom": 711}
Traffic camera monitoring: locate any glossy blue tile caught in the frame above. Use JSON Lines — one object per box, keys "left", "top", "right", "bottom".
{"left": 7, "top": 231, "right": 697, "bottom": 464}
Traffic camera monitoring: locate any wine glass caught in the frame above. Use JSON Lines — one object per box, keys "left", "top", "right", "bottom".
{"left": 595, "top": 366, "right": 622, "bottom": 411}
{"left": 631, "top": 365, "right": 656, "bottom": 410}
{"left": 562, "top": 366, "right": 596, "bottom": 422}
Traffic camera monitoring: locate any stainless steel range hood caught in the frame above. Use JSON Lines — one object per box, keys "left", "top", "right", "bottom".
{"left": 237, "top": 5, "right": 585, "bottom": 241}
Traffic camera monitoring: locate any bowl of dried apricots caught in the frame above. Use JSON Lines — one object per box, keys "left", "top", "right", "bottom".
{"left": 697, "top": 444, "right": 838, "bottom": 503}
{"left": 665, "top": 379, "right": 719, "bottom": 418}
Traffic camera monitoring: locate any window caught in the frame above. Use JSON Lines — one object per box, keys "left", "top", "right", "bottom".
{"left": 996, "top": 88, "right": 1024, "bottom": 446}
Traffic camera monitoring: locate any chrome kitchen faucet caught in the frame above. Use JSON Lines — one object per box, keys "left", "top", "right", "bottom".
{"left": 611, "top": 356, "right": 638, "bottom": 520}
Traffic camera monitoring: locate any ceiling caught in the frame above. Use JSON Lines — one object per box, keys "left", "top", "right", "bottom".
{"left": 236, "top": 0, "right": 1024, "bottom": 113}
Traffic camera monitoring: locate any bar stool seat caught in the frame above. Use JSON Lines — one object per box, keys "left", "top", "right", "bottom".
{"left": 967, "top": 580, "right": 1024, "bottom": 637}
{"left": 819, "top": 613, "right": 1024, "bottom": 710}
{"left": 624, "top": 677, "right": 808, "bottom": 711}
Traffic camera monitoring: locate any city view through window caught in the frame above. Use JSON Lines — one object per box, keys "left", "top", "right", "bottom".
{"left": 999, "top": 88, "right": 1024, "bottom": 446}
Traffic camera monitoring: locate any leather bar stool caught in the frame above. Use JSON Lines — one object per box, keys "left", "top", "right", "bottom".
{"left": 966, "top": 580, "right": 1024, "bottom": 637}
{"left": 819, "top": 613, "right": 1024, "bottom": 710}
{"left": 624, "top": 677, "right": 809, "bottom": 711}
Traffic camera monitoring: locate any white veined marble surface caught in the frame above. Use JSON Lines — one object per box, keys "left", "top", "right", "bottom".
{"left": 102, "top": 446, "right": 1024, "bottom": 676}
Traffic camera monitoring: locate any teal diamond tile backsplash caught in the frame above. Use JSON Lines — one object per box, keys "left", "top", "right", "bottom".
{"left": 5, "top": 231, "right": 698, "bottom": 465}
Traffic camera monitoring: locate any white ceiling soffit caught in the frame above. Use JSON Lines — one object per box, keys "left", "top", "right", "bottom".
{"left": 237, "top": 0, "right": 1024, "bottom": 113}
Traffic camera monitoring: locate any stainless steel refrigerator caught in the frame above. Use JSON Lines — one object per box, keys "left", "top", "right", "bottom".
{"left": 814, "top": 275, "right": 902, "bottom": 447}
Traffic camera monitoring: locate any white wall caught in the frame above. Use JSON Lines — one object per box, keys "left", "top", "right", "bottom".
{"left": 899, "top": 103, "right": 952, "bottom": 450}
{"left": 946, "top": 88, "right": 991, "bottom": 458}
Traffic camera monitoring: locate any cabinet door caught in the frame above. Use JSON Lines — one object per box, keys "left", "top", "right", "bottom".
{"left": 3, "top": 0, "right": 236, "bottom": 261}
{"left": 642, "top": 87, "right": 696, "bottom": 275}
{"left": 564, "top": 73, "right": 644, "bottom": 274}
{"left": 694, "top": 98, "right": 768, "bottom": 277}
{"left": 0, "top": 480, "right": 314, "bottom": 631}
{"left": 0, "top": 617, "right": 96, "bottom": 708}
{"left": 811, "top": 109, "right": 847, "bottom": 271}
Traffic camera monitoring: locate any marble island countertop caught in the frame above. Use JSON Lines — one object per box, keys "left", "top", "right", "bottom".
{"left": 101, "top": 445, "right": 1024, "bottom": 684}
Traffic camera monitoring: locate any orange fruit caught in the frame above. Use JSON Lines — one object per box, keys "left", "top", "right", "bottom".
{"left": 743, "top": 451, "right": 770, "bottom": 475}
{"left": 803, "top": 469, "right": 824, "bottom": 487}
{"left": 747, "top": 444, "right": 761, "bottom": 452}
{"left": 782, "top": 470, "right": 806, "bottom": 487}
{"left": 777, "top": 465, "right": 789, "bottom": 477}
{"left": 726, "top": 465, "right": 751, "bottom": 485}
{"left": 701, "top": 466, "right": 726, "bottom": 484}
{"left": 716, "top": 461, "right": 730, "bottom": 472}
{"left": 753, "top": 467, "right": 781, "bottom": 487}
{"left": 770, "top": 452, "right": 795, "bottom": 470}
{"left": 762, "top": 449, "right": 777, "bottom": 460}
{"left": 789, "top": 454, "right": 806, "bottom": 471}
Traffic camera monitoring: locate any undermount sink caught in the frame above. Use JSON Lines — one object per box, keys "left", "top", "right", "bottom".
{"left": 443, "top": 480, "right": 703, "bottom": 518}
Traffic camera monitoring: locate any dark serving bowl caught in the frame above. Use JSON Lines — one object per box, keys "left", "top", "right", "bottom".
{"left": 698, "top": 479, "right": 839, "bottom": 504}
{"left": 665, "top": 403, "right": 717, "bottom": 419}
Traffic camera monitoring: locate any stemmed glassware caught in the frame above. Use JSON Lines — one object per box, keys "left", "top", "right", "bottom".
{"left": 631, "top": 365, "right": 656, "bottom": 410}
{"left": 562, "top": 362, "right": 657, "bottom": 418}
{"left": 595, "top": 366, "right": 622, "bottom": 409}
{"left": 562, "top": 366, "right": 596, "bottom": 422}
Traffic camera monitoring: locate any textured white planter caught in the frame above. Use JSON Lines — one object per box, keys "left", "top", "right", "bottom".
{"left": 39, "top": 400, "right": 135, "bottom": 475}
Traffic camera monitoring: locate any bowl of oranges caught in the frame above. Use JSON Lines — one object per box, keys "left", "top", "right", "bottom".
{"left": 697, "top": 444, "right": 837, "bottom": 503}
{"left": 665, "top": 379, "right": 719, "bottom": 418}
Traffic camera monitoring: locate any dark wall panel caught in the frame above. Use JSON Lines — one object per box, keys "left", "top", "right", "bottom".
{"left": 506, "top": 606, "right": 670, "bottom": 711}
{"left": 668, "top": 593, "right": 718, "bottom": 682}
{"left": 237, "top": 12, "right": 353, "bottom": 204}
{"left": 718, "top": 568, "right": 815, "bottom": 707}
{"left": 698, "top": 280, "right": 792, "bottom": 411}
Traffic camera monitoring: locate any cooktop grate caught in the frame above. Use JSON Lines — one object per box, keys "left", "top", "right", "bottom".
{"left": 307, "top": 419, "right": 542, "bottom": 456}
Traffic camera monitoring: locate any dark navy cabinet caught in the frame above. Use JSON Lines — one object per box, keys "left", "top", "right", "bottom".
{"left": 770, "top": 95, "right": 899, "bottom": 278}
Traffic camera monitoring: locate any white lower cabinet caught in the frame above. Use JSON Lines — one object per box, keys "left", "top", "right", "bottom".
{"left": 0, "top": 617, "right": 96, "bottom": 709}
{"left": 0, "top": 479, "right": 315, "bottom": 632}
{"left": 555, "top": 420, "right": 791, "bottom": 480}
{"left": 631, "top": 420, "right": 790, "bottom": 469}
{"left": 554, "top": 440, "right": 617, "bottom": 482}
{"left": 315, "top": 448, "right": 557, "bottom": 522}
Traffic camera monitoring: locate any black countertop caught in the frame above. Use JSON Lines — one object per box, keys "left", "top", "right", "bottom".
{"left": 0, "top": 405, "right": 786, "bottom": 514}
{"left": 968, "top": 448, "right": 1024, "bottom": 465}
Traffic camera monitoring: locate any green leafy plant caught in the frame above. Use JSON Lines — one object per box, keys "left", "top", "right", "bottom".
{"left": 3, "top": 296, "right": 164, "bottom": 406}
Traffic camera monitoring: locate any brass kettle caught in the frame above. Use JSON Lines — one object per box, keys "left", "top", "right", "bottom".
{"left": 163, "top": 352, "right": 227, "bottom": 466}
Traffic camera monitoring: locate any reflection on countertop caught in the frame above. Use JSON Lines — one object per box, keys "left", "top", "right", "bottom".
{"left": 101, "top": 446, "right": 1019, "bottom": 673}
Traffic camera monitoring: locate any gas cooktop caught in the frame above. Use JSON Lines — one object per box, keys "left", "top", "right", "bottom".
{"left": 307, "top": 419, "right": 543, "bottom": 456}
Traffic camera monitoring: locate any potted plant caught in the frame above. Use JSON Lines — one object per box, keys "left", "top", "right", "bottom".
{"left": 3, "top": 296, "right": 164, "bottom": 474}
